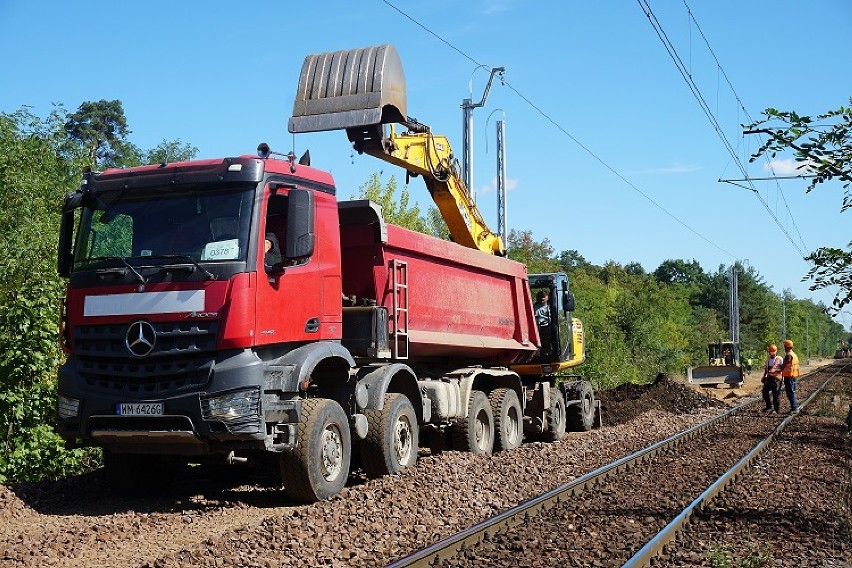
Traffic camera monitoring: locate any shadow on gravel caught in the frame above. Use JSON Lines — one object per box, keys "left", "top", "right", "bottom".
{"left": 4, "top": 460, "right": 388, "bottom": 517}
{"left": 2, "top": 465, "right": 307, "bottom": 517}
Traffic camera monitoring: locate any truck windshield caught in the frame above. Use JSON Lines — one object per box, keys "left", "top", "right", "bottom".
{"left": 73, "top": 186, "right": 255, "bottom": 268}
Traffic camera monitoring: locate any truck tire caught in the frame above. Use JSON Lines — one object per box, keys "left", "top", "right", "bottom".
{"left": 452, "top": 390, "right": 494, "bottom": 455}
{"left": 489, "top": 388, "right": 523, "bottom": 451}
{"left": 103, "top": 450, "right": 179, "bottom": 497}
{"left": 566, "top": 380, "right": 596, "bottom": 432}
{"left": 279, "top": 398, "right": 351, "bottom": 503}
{"left": 542, "top": 392, "right": 567, "bottom": 442}
{"left": 361, "top": 393, "right": 419, "bottom": 478}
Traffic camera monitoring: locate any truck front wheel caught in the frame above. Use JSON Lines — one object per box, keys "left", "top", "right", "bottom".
{"left": 280, "top": 398, "right": 351, "bottom": 503}
{"left": 361, "top": 393, "right": 419, "bottom": 478}
{"left": 452, "top": 390, "right": 494, "bottom": 455}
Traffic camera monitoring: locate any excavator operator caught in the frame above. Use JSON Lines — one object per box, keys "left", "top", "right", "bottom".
{"left": 534, "top": 291, "right": 553, "bottom": 357}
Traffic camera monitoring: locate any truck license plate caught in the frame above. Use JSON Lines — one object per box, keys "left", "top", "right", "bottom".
{"left": 117, "top": 402, "right": 163, "bottom": 416}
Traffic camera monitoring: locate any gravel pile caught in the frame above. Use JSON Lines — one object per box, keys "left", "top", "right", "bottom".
{"left": 596, "top": 374, "right": 727, "bottom": 425}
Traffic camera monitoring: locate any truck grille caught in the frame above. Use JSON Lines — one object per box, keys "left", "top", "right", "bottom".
{"left": 72, "top": 321, "right": 218, "bottom": 395}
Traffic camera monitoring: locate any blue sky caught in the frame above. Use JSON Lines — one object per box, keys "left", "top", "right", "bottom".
{"left": 2, "top": 0, "right": 850, "bottom": 331}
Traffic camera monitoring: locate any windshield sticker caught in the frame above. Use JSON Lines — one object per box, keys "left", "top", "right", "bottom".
{"left": 201, "top": 239, "right": 240, "bottom": 261}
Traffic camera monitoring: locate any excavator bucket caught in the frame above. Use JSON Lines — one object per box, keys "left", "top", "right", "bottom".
{"left": 289, "top": 44, "right": 407, "bottom": 134}
{"left": 687, "top": 365, "right": 744, "bottom": 387}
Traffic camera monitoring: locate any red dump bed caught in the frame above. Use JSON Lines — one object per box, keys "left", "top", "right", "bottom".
{"left": 339, "top": 202, "right": 539, "bottom": 365}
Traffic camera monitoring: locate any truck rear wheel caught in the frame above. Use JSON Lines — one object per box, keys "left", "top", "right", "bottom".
{"left": 489, "top": 388, "right": 522, "bottom": 451}
{"left": 361, "top": 393, "right": 419, "bottom": 478}
{"left": 452, "top": 390, "right": 494, "bottom": 455}
{"left": 279, "top": 398, "right": 351, "bottom": 503}
{"left": 566, "top": 381, "right": 596, "bottom": 432}
{"left": 103, "top": 450, "right": 179, "bottom": 497}
{"left": 542, "top": 392, "right": 567, "bottom": 442}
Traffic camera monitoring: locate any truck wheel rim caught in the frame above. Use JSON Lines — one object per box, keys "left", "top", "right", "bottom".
{"left": 394, "top": 415, "right": 413, "bottom": 464}
{"left": 553, "top": 399, "right": 565, "bottom": 426}
{"left": 505, "top": 406, "right": 520, "bottom": 446}
{"left": 320, "top": 425, "right": 343, "bottom": 481}
{"left": 474, "top": 409, "right": 492, "bottom": 451}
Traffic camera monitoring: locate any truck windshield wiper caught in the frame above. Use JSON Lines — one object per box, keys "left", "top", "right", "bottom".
{"left": 89, "top": 256, "right": 147, "bottom": 284}
{"left": 140, "top": 254, "right": 217, "bottom": 281}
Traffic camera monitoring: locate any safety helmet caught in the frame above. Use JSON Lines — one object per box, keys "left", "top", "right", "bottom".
{"left": 768, "top": 344, "right": 777, "bottom": 353}
{"left": 783, "top": 339, "right": 794, "bottom": 349}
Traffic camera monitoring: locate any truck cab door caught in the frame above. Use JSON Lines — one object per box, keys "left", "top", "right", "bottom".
{"left": 255, "top": 188, "right": 323, "bottom": 346}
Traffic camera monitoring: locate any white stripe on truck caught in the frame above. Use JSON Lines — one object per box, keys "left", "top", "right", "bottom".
{"left": 83, "top": 290, "right": 205, "bottom": 317}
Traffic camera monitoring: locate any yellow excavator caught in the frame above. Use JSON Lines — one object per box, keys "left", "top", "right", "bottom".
{"left": 288, "top": 44, "right": 585, "bottom": 374}
{"left": 289, "top": 44, "right": 504, "bottom": 256}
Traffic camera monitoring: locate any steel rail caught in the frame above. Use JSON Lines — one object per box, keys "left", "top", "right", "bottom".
{"left": 622, "top": 364, "right": 849, "bottom": 567}
{"left": 385, "top": 364, "right": 842, "bottom": 567}
{"left": 386, "top": 394, "right": 751, "bottom": 567}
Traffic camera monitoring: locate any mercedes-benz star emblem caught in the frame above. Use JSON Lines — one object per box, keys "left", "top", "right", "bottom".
{"left": 125, "top": 320, "right": 156, "bottom": 357}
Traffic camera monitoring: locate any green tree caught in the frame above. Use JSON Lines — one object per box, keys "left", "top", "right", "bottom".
{"left": 506, "top": 229, "right": 559, "bottom": 274}
{"left": 0, "top": 104, "right": 199, "bottom": 483}
{"left": 64, "top": 99, "right": 130, "bottom": 169}
{"left": 424, "top": 205, "right": 450, "bottom": 241}
{"left": 0, "top": 106, "right": 97, "bottom": 482}
{"left": 559, "top": 249, "right": 593, "bottom": 272}
{"left": 653, "top": 259, "right": 707, "bottom": 287}
{"left": 569, "top": 268, "right": 625, "bottom": 387}
{"left": 352, "top": 173, "right": 430, "bottom": 234}
{"left": 746, "top": 100, "right": 852, "bottom": 310}
{"left": 145, "top": 138, "right": 199, "bottom": 165}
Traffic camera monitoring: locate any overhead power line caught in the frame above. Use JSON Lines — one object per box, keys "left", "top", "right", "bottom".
{"left": 637, "top": 0, "right": 807, "bottom": 257}
{"left": 379, "top": 0, "right": 737, "bottom": 260}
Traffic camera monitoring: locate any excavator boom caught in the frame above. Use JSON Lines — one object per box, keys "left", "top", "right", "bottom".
{"left": 289, "top": 44, "right": 505, "bottom": 255}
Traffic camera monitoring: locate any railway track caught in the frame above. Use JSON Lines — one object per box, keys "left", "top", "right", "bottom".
{"left": 387, "top": 363, "right": 852, "bottom": 567}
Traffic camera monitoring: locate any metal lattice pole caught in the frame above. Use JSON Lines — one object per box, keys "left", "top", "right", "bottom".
{"left": 496, "top": 119, "right": 507, "bottom": 245}
{"left": 729, "top": 265, "right": 739, "bottom": 344}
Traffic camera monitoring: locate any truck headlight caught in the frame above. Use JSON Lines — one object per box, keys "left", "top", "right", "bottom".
{"left": 202, "top": 389, "right": 260, "bottom": 421}
{"left": 57, "top": 396, "right": 80, "bottom": 419}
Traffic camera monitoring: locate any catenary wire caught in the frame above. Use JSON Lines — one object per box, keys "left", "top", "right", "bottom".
{"left": 681, "top": 0, "right": 808, "bottom": 252}
{"left": 380, "top": 0, "right": 737, "bottom": 260}
{"left": 638, "top": 0, "right": 806, "bottom": 257}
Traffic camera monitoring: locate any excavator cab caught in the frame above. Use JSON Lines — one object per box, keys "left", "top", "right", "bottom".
{"left": 512, "top": 273, "right": 585, "bottom": 376}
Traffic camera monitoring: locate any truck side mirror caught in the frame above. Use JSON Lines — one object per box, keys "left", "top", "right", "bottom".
{"left": 562, "top": 292, "right": 575, "bottom": 314}
{"left": 57, "top": 210, "right": 75, "bottom": 277}
{"left": 284, "top": 189, "right": 315, "bottom": 259}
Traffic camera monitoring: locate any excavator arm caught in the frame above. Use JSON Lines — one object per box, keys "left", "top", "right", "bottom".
{"left": 288, "top": 44, "right": 504, "bottom": 255}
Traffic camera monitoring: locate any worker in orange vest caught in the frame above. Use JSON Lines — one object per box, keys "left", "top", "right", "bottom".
{"left": 780, "top": 339, "right": 800, "bottom": 413}
{"left": 761, "top": 344, "right": 783, "bottom": 413}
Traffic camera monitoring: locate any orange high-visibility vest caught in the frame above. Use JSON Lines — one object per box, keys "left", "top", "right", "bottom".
{"left": 782, "top": 351, "right": 800, "bottom": 378}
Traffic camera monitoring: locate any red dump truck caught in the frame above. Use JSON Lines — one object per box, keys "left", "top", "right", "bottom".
{"left": 55, "top": 45, "right": 596, "bottom": 502}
